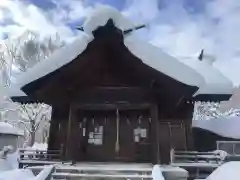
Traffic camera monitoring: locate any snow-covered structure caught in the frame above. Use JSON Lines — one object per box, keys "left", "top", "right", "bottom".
{"left": 193, "top": 116, "right": 240, "bottom": 151}
{"left": 0, "top": 122, "right": 24, "bottom": 152}
{"left": 7, "top": 5, "right": 233, "bottom": 164}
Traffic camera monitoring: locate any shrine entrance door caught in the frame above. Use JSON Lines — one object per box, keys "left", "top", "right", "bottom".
{"left": 72, "top": 107, "right": 152, "bottom": 162}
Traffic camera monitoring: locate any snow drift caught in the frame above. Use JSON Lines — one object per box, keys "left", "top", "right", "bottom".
{"left": 192, "top": 116, "right": 240, "bottom": 139}
{"left": 207, "top": 162, "right": 240, "bottom": 180}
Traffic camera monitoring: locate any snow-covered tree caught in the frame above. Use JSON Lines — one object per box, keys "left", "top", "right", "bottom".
{"left": 193, "top": 101, "right": 240, "bottom": 121}
{"left": 18, "top": 103, "right": 52, "bottom": 146}
{"left": 0, "top": 30, "right": 64, "bottom": 86}
{"left": 0, "top": 30, "right": 63, "bottom": 146}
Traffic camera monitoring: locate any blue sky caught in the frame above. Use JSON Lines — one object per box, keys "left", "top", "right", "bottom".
{"left": 0, "top": 0, "right": 240, "bottom": 85}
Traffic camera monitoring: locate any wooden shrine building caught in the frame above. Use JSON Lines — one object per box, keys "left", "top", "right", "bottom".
{"left": 10, "top": 6, "right": 233, "bottom": 164}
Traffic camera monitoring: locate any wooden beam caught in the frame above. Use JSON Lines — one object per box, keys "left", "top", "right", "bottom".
{"left": 72, "top": 103, "right": 152, "bottom": 110}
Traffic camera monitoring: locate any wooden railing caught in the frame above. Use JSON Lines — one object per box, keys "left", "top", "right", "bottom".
{"left": 170, "top": 149, "right": 222, "bottom": 179}
{"left": 28, "top": 164, "right": 153, "bottom": 179}
{"left": 170, "top": 149, "right": 222, "bottom": 164}
{"left": 18, "top": 148, "right": 64, "bottom": 168}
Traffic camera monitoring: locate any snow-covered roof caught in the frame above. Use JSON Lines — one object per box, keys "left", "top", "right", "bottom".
{"left": 12, "top": 5, "right": 233, "bottom": 99}
{"left": 182, "top": 57, "right": 233, "bottom": 96}
{"left": 0, "top": 122, "right": 24, "bottom": 136}
{"left": 192, "top": 116, "right": 240, "bottom": 139}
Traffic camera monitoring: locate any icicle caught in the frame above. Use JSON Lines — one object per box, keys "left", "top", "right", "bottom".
{"left": 58, "top": 123, "right": 61, "bottom": 131}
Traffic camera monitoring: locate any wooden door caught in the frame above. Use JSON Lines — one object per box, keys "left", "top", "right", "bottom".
{"left": 72, "top": 108, "right": 152, "bottom": 162}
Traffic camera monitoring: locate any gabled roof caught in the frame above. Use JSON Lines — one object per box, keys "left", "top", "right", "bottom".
{"left": 10, "top": 5, "right": 233, "bottom": 101}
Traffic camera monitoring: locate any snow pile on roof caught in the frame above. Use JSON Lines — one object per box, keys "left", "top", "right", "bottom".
{"left": 182, "top": 56, "right": 233, "bottom": 95}
{"left": 83, "top": 5, "right": 134, "bottom": 36}
{"left": 192, "top": 116, "right": 240, "bottom": 139}
{"left": 207, "top": 162, "right": 240, "bottom": 180}
{"left": 15, "top": 34, "right": 92, "bottom": 88}
{"left": 13, "top": 5, "right": 204, "bottom": 89}
{"left": 11, "top": 5, "right": 232, "bottom": 98}
{"left": 124, "top": 35, "right": 204, "bottom": 87}
{"left": 0, "top": 122, "right": 24, "bottom": 136}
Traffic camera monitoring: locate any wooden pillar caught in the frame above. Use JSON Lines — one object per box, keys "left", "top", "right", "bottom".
{"left": 47, "top": 106, "right": 56, "bottom": 151}
{"left": 185, "top": 103, "right": 194, "bottom": 150}
{"left": 150, "top": 104, "right": 160, "bottom": 164}
{"left": 65, "top": 105, "right": 74, "bottom": 160}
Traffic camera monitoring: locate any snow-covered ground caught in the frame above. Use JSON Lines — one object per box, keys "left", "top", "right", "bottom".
{"left": 207, "top": 162, "right": 240, "bottom": 180}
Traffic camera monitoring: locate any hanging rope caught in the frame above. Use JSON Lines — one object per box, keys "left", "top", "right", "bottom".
{"left": 115, "top": 109, "right": 120, "bottom": 154}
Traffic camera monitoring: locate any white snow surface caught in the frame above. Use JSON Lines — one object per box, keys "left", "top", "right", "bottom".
{"left": 11, "top": 5, "right": 232, "bottom": 97}
{"left": 0, "top": 169, "right": 35, "bottom": 180}
{"left": 207, "top": 162, "right": 240, "bottom": 180}
{"left": 152, "top": 165, "right": 165, "bottom": 180}
{"left": 192, "top": 116, "right": 240, "bottom": 139}
{"left": 6, "top": 151, "right": 19, "bottom": 169}
{"left": 182, "top": 57, "right": 233, "bottom": 95}
{"left": 33, "top": 165, "right": 54, "bottom": 180}
{"left": 31, "top": 143, "right": 48, "bottom": 151}
{"left": 0, "top": 122, "right": 24, "bottom": 136}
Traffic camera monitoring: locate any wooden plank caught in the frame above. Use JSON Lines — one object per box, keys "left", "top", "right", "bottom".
{"left": 29, "top": 166, "right": 152, "bottom": 172}
{"left": 175, "top": 151, "right": 219, "bottom": 155}
{"left": 171, "top": 162, "right": 220, "bottom": 168}
{"left": 19, "top": 149, "right": 61, "bottom": 152}
{"left": 19, "top": 160, "right": 61, "bottom": 164}
{"left": 52, "top": 173, "right": 152, "bottom": 179}
{"left": 73, "top": 103, "right": 152, "bottom": 110}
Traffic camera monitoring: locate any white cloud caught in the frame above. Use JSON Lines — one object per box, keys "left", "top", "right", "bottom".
{"left": 0, "top": 0, "right": 75, "bottom": 39}
{"left": 123, "top": 0, "right": 240, "bottom": 86}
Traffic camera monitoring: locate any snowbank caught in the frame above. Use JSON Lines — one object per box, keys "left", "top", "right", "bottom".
{"left": 0, "top": 169, "right": 35, "bottom": 180}
{"left": 152, "top": 165, "right": 165, "bottom": 180}
{"left": 192, "top": 116, "right": 240, "bottom": 139}
{"left": 207, "top": 162, "right": 240, "bottom": 180}
{"left": 31, "top": 143, "right": 48, "bottom": 151}
{"left": 0, "top": 122, "right": 24, "bottom": 136}
{"left": 6, "top": 151, "right": 19, "bottom": 169}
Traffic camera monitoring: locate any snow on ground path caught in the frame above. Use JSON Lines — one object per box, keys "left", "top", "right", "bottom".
{"left": 206, "top": 162, "right": 240, "bottom": 180}
{"left": 0, "top": 169, "right": 35, "bottom": 180}
{"left": 152, "top": 165, "right": 165, "bottom": 180}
